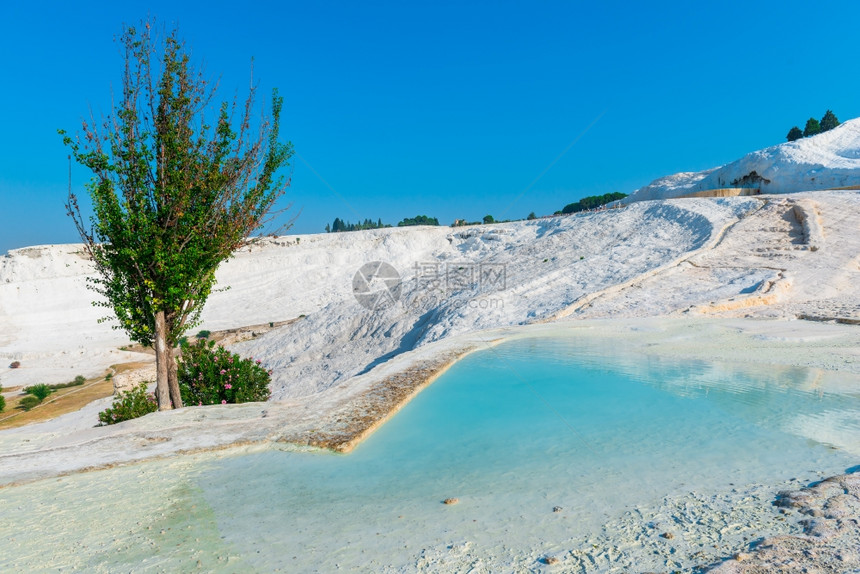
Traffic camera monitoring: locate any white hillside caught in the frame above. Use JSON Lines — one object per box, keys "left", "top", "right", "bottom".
{"left": 629, "top": 118, "right": 860, "bottom": 201}
{"left": 0, "top": 198, "right": 756, "bottom": 394}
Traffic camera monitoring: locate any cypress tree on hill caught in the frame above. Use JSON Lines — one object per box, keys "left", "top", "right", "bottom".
{"left": 786, "top": 111, "right": 840, "bottom": 141}
{"left": 803, "top": 118, "right": 821, "bottom": 138}
{"left": 786, "top": 126, "right": 803, "bottom": 142}
{"left": 820, "top": 110, "right": 840, "bottom": 132}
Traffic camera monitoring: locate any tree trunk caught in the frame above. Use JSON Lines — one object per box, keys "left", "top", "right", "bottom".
{"left": 154, "top": 310, "right": 172, "bottom": 410}
{"left": 167, "top": 350, "right": 183, "bottom": 409}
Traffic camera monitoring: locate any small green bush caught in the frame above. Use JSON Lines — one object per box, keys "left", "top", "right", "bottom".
{"left": 178, "top": 340, "right": 271, "bottom": 406}
{"left": 196, "top": 330, "right": 212, "bottom": 339}
{"left": 24, "top": 384, "right": 53, "bottom": 401}
{"left": 0, "top": 394, "right": 5, "bottom": 412}
{"left": 98, "top": 383, "right": 158, "bottom": 425}
{"left": 18, "top": 395, "right": 41, "bottom": 411}
{"left": 105, "top": 372, "right": 113, "bottom": 381}
{"left": 46, "top": 377, "right": 87, "bottom": 391}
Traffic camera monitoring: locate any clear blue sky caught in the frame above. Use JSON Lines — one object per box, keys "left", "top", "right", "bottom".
{"left": 2, "top": 0, "right": 859, "bottom": 253}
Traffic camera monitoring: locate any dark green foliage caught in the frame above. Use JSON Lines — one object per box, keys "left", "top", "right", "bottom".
{"left": 803, "top": 118, "right": 821, "bottom": 137}
{"left": 0, "top": 395, "right": 5, "bottom": 413}
{"left": 820, "top": 110, "right": 840, "bottom": 132}
{"left": 786, "top": 126, "right": 803, "bottom": 142}
{"left": 397, "top": 215, "right": 439, "bottom": 227}
{"left": 63, "top": 23, "right": 292, "bottom": 348}
{"left": 483, "top": 215, "right": 495, "bottom": 224}
{"left": 43, "top": 377, "right": 88, "bottom": 391}
{"left": 98, "top": 384, "right": 158, "bottom": 425}
{"left": 786, "top": 111, "right": 839, "bottom": 141}
{"left": 62, "top": 22, "right": 292, "bottom": 410}
{"left": 527, "top": 212, "right": 537, "bottom": 220}
{"left": 105, "top": 372, "right": 113, "bottom": 381}
{"left": 18, "top": 396, "right": 41, "bottom": 411}
{"left": 196, "top": 330, "right": 212, "bottom": 339}
{"left": 178, "top": 340, "right": 272, "bottom": 406}
{"left": 561, "top": 192, "right": 627, "bottom": 214}
{"left": 24, "top": 384, "right": 53, "bottom": 401}
{"left": 327, "top": 217, "right": 391, "bottom": 233}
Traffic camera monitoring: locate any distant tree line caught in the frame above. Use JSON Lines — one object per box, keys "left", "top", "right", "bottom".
{"left": 786, "top": 110, "right": 840, "bottom": 142}
{"left": 451, "top": 214, "right": 517, "bottom": 226}
{"left": 559, "top": 192, "right": 627, "bottom": 215}
{"left": 397, "top": 215, "right": 439, "bottom": 227}
{"left": 325, "top": 215, "right": 444, "bottom": 232}
{"left": 325, "top": 217, "right": 390, "bottom": 233}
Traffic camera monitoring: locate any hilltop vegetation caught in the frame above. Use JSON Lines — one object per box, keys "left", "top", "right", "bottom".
{"left": 787, "top": 110, "right": 840, "bottom": 142}
{"left": 398, "top": 215, "right": 439, "bottom": 227}
{"left": 560, "top": 192, "right": 627, "bottom": 214}
{"left": 325, "top": 215, "right": 441, "bottom": 232}
{"left": 325, "top": 218, "right": 390, "bottom": 233}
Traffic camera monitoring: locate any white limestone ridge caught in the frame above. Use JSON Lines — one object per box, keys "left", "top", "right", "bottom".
{"left": 628, "top": 118, "right": 860, "bottom": 201}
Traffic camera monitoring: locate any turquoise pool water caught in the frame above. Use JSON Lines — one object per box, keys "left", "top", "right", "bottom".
{"left": 2, "top": 337, "right": 859, "bottom": 572}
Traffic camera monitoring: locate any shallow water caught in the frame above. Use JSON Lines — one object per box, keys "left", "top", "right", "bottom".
{"left": 2, "top": 337, "right": 859, "bottom": 572}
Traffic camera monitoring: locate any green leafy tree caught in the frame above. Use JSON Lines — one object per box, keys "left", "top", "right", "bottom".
{"left": 483, "top": 214, "right": 495, "bottom": 224}
{"left": 820, "top": 110, "right": 840, "bottom": 132}
{"left": 24, "top": 384, "right": 53, "bottom": 401}
{"left": 98, "top": 384, "right": 158, "bottom": 425}
{"left": 62, "top": 22, "right": 293, "bottom": 410}
{"left": 527, "top": 212, "right": 537, "bottom": 220}
{"left": 803, "top": 118, "right": 821, "bottom": 137}
{"left": 18, "top": 396, "right": 41, "bottom": 411}
{"left": 786, "top": 126, "right": 803, "bottom": 142}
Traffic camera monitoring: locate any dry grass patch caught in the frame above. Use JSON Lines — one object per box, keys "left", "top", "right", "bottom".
{"left": 0, "top": 376, "right": 114, "bottom": 430}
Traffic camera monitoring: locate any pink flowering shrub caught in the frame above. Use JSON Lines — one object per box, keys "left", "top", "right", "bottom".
{"left": 178, "top": 340, "right": 271, "bottom": 406}
{"left": 98, "top": 383, "right": 157, "bottom": 425}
